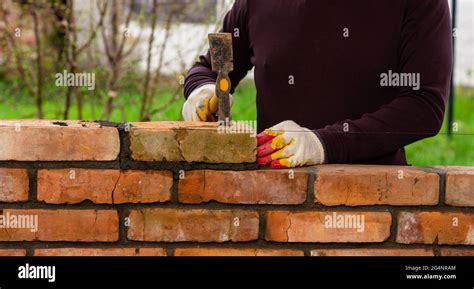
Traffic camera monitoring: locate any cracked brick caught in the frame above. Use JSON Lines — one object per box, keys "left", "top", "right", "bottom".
{"left": 178, "top": 169, "right": 307, "bottom": 204}
{"left": 37, "top": 169, "right": 172, "bottom": 204}
{"left": 266, "top": 211, "right": 392, "bottom": 243}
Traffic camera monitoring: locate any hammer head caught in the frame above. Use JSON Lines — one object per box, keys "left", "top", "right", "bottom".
{"left": 208, "top": 33, "right": 234, "bottom": 74}
{"left": 208, "top": 33, "right": 233, "bottom": 122}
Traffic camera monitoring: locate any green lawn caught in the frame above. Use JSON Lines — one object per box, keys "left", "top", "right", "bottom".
{"left": 0, "top": 80, "right": 472, "bottom": 166}
{"left": 405, "top": 86, "right": 474, "bottom": 166}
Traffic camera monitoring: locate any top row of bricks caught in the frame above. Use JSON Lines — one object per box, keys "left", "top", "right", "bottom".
{"left": 0, "top": 120, "right": 256, "bottom": 162}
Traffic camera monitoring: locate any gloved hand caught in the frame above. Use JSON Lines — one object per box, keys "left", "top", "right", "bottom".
{"left": 257, "top": 120, "right": 326, "bottom": 169}
{"left": 182, "top": 84, "right": 233, "bottom": 121}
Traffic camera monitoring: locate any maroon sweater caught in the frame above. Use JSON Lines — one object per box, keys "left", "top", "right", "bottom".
{"left": 184, "top": 0, "right": 452, "bottom": 165}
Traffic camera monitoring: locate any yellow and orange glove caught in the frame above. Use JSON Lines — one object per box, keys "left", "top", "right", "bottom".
{"left": 182, "top": 84, "right": 233, "bottom": 121}
{"left": 257, "top": 120, "right": 326, "bottom": 169}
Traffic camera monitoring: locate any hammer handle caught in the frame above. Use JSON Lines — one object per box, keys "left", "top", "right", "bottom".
{"left": 216, "top": 72, "right": 231, "bottom": 122}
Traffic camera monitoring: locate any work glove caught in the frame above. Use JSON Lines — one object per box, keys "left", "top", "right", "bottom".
{"left": 257, "top": 120, "right": 326, "bottom": 169}
{"left": 182, "top": 84, "right": 233, "bottom": 121}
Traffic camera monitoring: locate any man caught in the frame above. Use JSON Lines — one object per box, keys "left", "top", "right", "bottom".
{"left": 182, "top": 0, "right": 452, "bottom": 168}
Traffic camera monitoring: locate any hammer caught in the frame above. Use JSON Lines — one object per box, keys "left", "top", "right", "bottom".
{"left": 208, "top": 33, "right": 233, "bottom": 122}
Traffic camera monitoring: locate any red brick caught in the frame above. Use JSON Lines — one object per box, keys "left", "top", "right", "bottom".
{"left": 0, "top": 168, "right": 29, "bottom": 202}
{"left": 0, "top": 120, "right": 119, "bottom": 161}
{"left": 396, "top": 212, "right": 474, "bottom": 245}
{"left": 174, "top": 248, "right": 304, "bottom": 256}
{"left": 0, "top": 249, "right": 27, "bottom": 256}
{"left": 311, "top": 248, "right": 434, "bottom": 256}
{"left": 129, "top": 122, "right": 256, "bottom": 163}
{"left": 314, "top": 165, "right": 439, "bottom": 206}
{"left": 266, "top": 211, "right": 392, "bottom": 243}
{"left": 0, "top": 209, "right": 118, "bottom": 242}
{"left": 34, "top": 248, "right": 166, "bottom": 256}
{"left": 179, "top": 169, "right": 307, "bottom": 204}
{"left": 440, "top": 249, "right": 474, "bottom": 256}
{"left": 128, "top": 208, "right": 259, "bottom": 242}
{"left": 37, "top": 169, "right": 172, "bottom": 204}
{"left": 442, "top": 167, "right": 474, "bottom": 207}
{"left": 138, "top": 248, "right": 168, "bottom": 256}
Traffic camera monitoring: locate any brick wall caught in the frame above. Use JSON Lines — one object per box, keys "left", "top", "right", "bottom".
{"left": 0, "top": 120, "right": 473, "bottom": 256}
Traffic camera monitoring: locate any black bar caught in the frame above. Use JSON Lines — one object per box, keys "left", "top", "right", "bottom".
{"left": 0, "top": 257, "right": 473, "bottom": 289}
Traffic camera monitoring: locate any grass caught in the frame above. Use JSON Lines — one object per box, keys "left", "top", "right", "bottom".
{"left": 405, "top": 86, "right": 474, "bottom": 166}
{"left": 0, "top": 80, "right": 472, "bottom": 166}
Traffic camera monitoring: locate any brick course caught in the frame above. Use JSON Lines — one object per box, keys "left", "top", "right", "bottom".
{"left": 0, "top": 121, "right": 473, "bottom": 256}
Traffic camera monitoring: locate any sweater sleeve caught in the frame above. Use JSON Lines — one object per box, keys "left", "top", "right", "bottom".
{"left": 316, "top": 0, "right": 453, "bottom": 164}
{"left": 183, "top": 0, "right": 253, "bottom": 99}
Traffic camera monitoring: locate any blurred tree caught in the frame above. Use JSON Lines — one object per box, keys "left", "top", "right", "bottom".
{"left": 101, "top": 0, "right": 143, "bottom": 120}
{"left": 63, "top": 0, "right": 107, "bottom": 119}
{"left": 139, "top": 0, "right": 158, "bottom": 121}
{"left": 30, "top": 0, "right": 44, "bottom": 118}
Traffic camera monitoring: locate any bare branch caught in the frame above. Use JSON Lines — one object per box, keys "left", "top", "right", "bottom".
{"left": 139, "top": 0, "right": 158, "bottom": 120}
{"left": 99, "top": 2, "right": 114, "bottom": 64}
{"left": 31, "top": 0, "right": 44, "bottom": 118}
{"left": 76, "top": 0, "right": 108, "bottom": 55}
{"left": 0, "top": 1, "right": 35, "bottom": 95}
{"left": 116, "top": 0, "right": 136, "bottom": 59}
